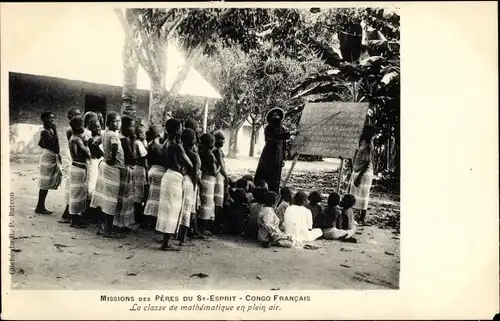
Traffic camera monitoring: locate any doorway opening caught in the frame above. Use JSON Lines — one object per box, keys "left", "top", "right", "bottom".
{"left": 84, "top": 94, "right": 107, "bottom": 117}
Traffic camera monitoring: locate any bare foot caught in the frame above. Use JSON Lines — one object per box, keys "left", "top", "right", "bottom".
{"left": 161, "top": 245, "right": 181, "bottom": 251}
{"left": 201, "top": 230, "right": 212, "bottom": 237}
{"left": 179, "top": 239, "right": 195, "bottom": 247}
{"left": 191, "top": 233, "right": 207, "bottom": 240}
{"left": 35, "top": 208, "right": 52, "bottom": 215}
{"left": 70, "top": 223, "right": 87, "bottom": 229}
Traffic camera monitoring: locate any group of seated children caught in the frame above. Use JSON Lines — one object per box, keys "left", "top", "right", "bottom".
{"left": 223, "top": 176, "right": 358, "bottom": 248}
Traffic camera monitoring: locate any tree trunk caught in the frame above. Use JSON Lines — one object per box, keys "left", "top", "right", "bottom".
{"left": 227, "top": 125, "right": 240, "bottom": 159}
{"left": 249, "top": 119, "right": 257, "bottom": 157}
{"left": 120, "top": 10, "right": 139, "bottom": 118}
{"left": 148, "top": 41, "right": 167, "bottom": 126}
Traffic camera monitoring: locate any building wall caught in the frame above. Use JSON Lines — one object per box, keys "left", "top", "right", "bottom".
{"left": 220, "top": 121, "right": 266, "bottom": 158}
{"left": 9, "top": 72, "right": 265, "bottom": 161}
{"left": 9, "top": 72, "right": 149, "bottom": 160}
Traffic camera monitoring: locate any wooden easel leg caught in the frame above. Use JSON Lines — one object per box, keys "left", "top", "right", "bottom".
{"left": 337, "top": 158, "right": 344, "bottom": 194}
{"left": 275, "top": 153, "right": 300, "bottom": 207}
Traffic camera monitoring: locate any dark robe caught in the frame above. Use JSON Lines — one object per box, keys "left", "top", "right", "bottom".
{"left": 254, "top": 124, "right": 290, "bottom": 193}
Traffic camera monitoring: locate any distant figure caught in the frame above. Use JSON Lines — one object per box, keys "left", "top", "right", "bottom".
{"left": 254, "top": 108, "right": 298, "bottom": 193}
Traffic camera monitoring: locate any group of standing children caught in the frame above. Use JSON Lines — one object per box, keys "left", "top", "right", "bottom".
{"left": 36, "top": 108, "right": 232, "bottom": 252}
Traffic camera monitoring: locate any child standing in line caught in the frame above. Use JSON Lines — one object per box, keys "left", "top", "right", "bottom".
{"left": 198, "top": 133, "right": 220, "bottom": 236}
{"left": 143, "top": 125, "right": 166, "bottom": 230}
{"left": 90, "top": 111, "right": 125, "bottom": 238}
{"left": 114, "top": 115, "right": 137, "bottom": 234}
{"left": 133, "top": 123, "right": 148, "bottom": 225}
{"left": 84, "top": 118, "right": 104, "bottom": 225}
{"left": 60, "top": 108, "right": 81, "bottom": 222}
{"left": 87, "top": 119, "right": 104, "bottom": 196}
{"left": 36, "top": 111, "right": 63, "bottom": 215}
{"left": 213, "top": 131, "right": 229, "bottom": 234}
{"left": 156, "top": 119, "right": 193, "bottom": 251}
{"left": 68, "top": 116, "right": 91, "bottom": 228}
{"left": 178, "top": 128, "right": 200, "bottom": 246}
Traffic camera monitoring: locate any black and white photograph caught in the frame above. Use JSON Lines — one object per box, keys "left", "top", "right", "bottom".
{"left": 3, "top": 3, "right": 497, "bottom": 320}
{"left": 6, "top": 6, "right": 401, "bottom": 291}
{"left": 5, "top": 5, "right": 402, "bottom": 291}
{"left": 0, "top": 2, "right": 500, "bottom": 320}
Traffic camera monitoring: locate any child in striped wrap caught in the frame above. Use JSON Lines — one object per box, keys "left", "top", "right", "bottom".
{"left": 68, "top": 116, "right": 91, "bottom": 228}
{"left": 35, "top": 111, "right": 62, "bottom": 215}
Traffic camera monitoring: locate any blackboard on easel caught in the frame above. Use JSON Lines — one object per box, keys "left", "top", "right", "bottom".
{"left": 282, "top": 102, "right": 370, "bottom": 195}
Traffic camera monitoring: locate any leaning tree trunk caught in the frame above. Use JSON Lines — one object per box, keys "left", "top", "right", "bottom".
{"left": 249, "top": 119, "right": 257, "bottom": 157}
{"left": 148, "top": 41, "right": 167, "bottom": 126}
{"left": 227, "top": 124, "right": 241, "bottom": 159}
{"left": 120, "top": 9, "right": 139, "bottom": 118}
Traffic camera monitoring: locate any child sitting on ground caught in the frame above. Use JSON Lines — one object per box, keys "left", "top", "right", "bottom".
{"left": 257, "top": 191, "right": 294, "bottom": 248}
{"left": 255, "top": 180, "right": 269, "bottom": 191}
{"left": 323, "top": 194, "right": 357, "bottom": 241}
{"left": 235, "top": 177, "right": 254, "bottom": 202}
{"left": 242, "top": 174, "right": 255, "bottom": 192}
{"left": 276, "top": 186, "right": 293, "bottom": 224}
{"left": 245, "top": 186, "right": 266, "bottom": 238}
{"left": 282, "top": 191, "right": 323, "bottom": 243}
{"left": 225, "top": 188, "right": 250, "bottom": 235}
{"left": 318, "top": 192, "right": 341, "bottom": 230}
{"left": 306, "top": 191, "right": 324, "bottom": 229}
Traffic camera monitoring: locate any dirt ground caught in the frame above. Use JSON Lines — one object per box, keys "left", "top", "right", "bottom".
{"left": 8, "top": 158, "right": 400, "bottom": 290}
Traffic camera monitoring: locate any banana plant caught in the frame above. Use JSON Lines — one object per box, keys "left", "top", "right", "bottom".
{"left": 291, "top": 7, "right": 400, "bottom": 177}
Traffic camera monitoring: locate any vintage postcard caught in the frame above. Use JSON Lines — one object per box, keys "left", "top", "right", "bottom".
{"left": 1, "top": 1, "right": 498, "bottom": 319}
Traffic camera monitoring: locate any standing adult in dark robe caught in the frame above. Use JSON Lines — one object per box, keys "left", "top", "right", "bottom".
{"left": 254, "top": 108, "right": 297, "bottom": 193}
